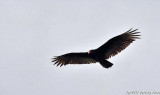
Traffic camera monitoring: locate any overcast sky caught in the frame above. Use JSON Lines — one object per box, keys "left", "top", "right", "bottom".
{"left": 1, "top": 0, "right": 160, "bottom": 95}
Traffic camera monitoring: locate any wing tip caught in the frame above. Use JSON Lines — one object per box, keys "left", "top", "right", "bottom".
{"left": 51, "top": 56, "right": 64, "bottom": 67}
{"left": 126, "top": 28, "right": 139, "bottom": 33}
{"left": 126, "top": 28, "right": 141, "bottom": 39}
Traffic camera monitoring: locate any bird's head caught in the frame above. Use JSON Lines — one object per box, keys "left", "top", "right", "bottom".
{"left": 88, "top": 49, "right": 96, "bottom": 59}
{"left": 88, "top": 50, "right": 94, "bottom": 54}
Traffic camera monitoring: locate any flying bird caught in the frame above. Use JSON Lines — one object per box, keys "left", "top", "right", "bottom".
{"left": 52, "top": 28, "right": 140, "bottom": 68}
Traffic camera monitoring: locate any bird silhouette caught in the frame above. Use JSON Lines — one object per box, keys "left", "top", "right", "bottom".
{"left": 52, "top": 28, "right": 140, "bottom": 68}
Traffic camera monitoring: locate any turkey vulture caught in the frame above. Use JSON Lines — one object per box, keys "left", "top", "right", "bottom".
{"left": 52, "top": 28, "right": 140, "bottom": 68}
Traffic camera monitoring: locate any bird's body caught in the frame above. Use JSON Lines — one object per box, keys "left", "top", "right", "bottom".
{"left": 52, "top": 28, "right": 140, "bottom": 68}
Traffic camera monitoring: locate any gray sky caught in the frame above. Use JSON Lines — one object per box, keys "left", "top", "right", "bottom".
{"left": 0, "top": 0, "right": 160, "bottom": 95}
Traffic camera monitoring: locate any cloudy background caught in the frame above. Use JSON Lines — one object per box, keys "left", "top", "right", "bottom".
{"left": 0, "top": 0, "right": 160, "bottom": 95}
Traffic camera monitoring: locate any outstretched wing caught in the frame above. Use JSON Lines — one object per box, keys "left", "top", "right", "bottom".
{"left": 96, "top": 28, "right": 140, "bottom": 59}
{"left": 52, "top": 52, "right": 97, "bottom": 67}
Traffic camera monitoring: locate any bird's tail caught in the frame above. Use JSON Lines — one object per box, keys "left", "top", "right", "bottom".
{"left": 99, "top": 60, "right": 113, "bottom": 68}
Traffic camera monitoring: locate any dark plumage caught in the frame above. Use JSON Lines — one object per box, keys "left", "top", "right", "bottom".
{"left": 52, "top": 28, "right": 140, "bottom": 68}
